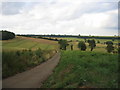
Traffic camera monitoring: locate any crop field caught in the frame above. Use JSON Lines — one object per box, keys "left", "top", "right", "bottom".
{"left": 45, "top": 37, "right": 118, "bottom": 53}
{"left": 2, "top": 36, "right": 58, "bottom": 51}
{"left": 66, "top": 41, "right": 118, "bottom": 53}
{"left": 47, "top": 37, "right": 118, "bottom": 43}
{"left": 42, "top": 50, "right": 118, "bottom": 88}
{"left": 2, "top": 36, "right": 59, "bottom": 78}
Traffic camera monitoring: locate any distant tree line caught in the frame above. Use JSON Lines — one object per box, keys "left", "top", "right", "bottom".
{"left": 17, "top": 34, "right": 120, "bottom": 53}
{"left": 17, "top": 34, "right": 120, "bottom": 40}
{"left": 38, "top": 37, "right": 59, "bottom": 41}
{"left": 36, "top": 36, "right": 120, "bottom": 53}
{"left": 0, "top": 30, "right": 15, "bottom": 40}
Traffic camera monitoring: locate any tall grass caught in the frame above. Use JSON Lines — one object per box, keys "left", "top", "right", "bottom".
{"left": 2, "top": 49, "right": 56, "bottom": 78}
{"left": 42, "top": 51, "right": 118, "bottom": 88}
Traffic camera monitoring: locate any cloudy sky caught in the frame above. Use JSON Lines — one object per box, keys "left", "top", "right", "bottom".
{"left": 0, "top": 0, "right": 119, "bottom": 36}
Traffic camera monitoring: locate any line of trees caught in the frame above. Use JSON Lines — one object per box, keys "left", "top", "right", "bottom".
{"left": 17, "top": 34, "right": 120, "bottom": 40}
{"left": 0, "top": 30, "right": 15, "bottom": 40}
{"left": 78, "top": 39, "right": 96, "bottom": 51}
{"left": 58, "top": 39, "right": 119, "bottom": 53}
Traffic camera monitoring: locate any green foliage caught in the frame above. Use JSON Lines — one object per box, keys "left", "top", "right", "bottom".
{"left": 2, "top": 49, "right": 56, "bottom": 78}
{"left": 70, "top": 44, "right": 73, "bottom": 50}
{"left": 87, "top": 39, "right": 96, "bottom": 51}
{"left": 106, "top": 41, "right": 113, "bottom": 45}
{"left": 118, "top": 47, "right": 120, "bottom": 54}
{"left": 58, "top": 39, "right": 69, "bottom": 50}
{"left": 78, "top": 41, "right": 86, "bottom": 51}
{"left": 97, "top": 40, "right": 100, "bottom": 43}
{"left": 84, "top": 38, "right": 87, "bottom": 42}
{"left": 106, "top": 41, "right": 114, "bottom": 53}
{"left": 106, "top": 44, "right": 114, "bottom": 53}
{"left": 42, "top": 51, "right": 118, "bottom": 88}
{"left": 0, "top": 30, "right": 15, "bottom": 40}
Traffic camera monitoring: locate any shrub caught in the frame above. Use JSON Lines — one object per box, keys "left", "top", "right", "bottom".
{"left": 78, "top": 41, "right": 86, "bottom": 51}
{"left": 87, "top": 39, "right": 96, "bottom": 51}
{"left": 105, "top": 41, "right": 113, "bottom": 45}
{"left": 58, "top": 39, "right": 69, "bottom": 50}
{"left": 106, "top": 44, "right": 114, "bottom": 53}
{"left": 97, "top": 40, "right": 100, "bottom": 43}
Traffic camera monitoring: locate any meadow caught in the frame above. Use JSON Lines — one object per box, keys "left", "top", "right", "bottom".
{"left": 42, "top": 50, "right": 118, "bottom": 88}
{"left": 48, "top": 37, "right": 118, "bottom": 43}
{"left": 2, "top": 36, "right": 58, "bottom": 78}
{"left": 47, "top": 37, "right": 118, "bottom": 53}
{"left": 2, "top": 36, "right": 58, "bottom": 51}
{"left": 41, "top": 37, "right": 119, "bottom": 88}
{"left": 2, "top": 35, "right": 119, "bottom": 88}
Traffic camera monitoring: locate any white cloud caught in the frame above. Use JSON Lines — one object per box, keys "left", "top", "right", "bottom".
{"left": 0, "top": 1, "right": 118, "bottom": 36}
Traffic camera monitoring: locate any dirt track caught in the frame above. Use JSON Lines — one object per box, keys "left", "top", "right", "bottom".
{"left": 2, "top": 52, "right": 60, "bottom": 88}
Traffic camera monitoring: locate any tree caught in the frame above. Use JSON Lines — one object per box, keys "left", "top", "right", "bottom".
{"left": 105, "top": 41, "right": 114, "bottom": 53}
{"left": 78, "top": 41, "right": 87, "bottom": 51}
{"left": 118, "top": 47, "right": 120, "bottom": 54}
{"left": 0, "top": 30, "right": 15, "bottom": 40}
{"left": 58, "top": 39, "right": 69, "bottom": 50}
{"left": 87, "top": 39, "right": 96, "bottom": 51}
{"left": 105, "top": 41, "right": 113, "bottom": 45}
{"left": 118, "top": 43, "right": 120, "bottom": 46}
{"left": 106, "top": 44, "right": 114, "bottom": 53}
{"left": 97, "top": 40, "right": 100, "bottom": 43}
{"left": 112, "top": 38, "right": 115, "bottom": 41}
{"left": 70, "top": 44, "right": 73, "bottom": 50}
{"left": 84, "top": 38, "right": 87, "bottom": 42}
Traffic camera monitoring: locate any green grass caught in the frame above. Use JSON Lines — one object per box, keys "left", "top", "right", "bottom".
{"left": 2, "top": 36, "right": 58, "bottom": 51}
{"left": 2, "top": 36, "right": 58, "bottom": 78}
{"left": 51, "top": 37, "right": 118, "bottom": 43}
{"left": 42, "top": 50, "right": 118, "bottom": 88}
{"left": 3, "top": 49, "right": 56, "bottom": 78}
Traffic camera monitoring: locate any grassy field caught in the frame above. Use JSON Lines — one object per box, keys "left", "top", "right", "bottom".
{"left": 2, "top": 36, "right": 119, "bottom": 87}
{"left": 42, "top": 50, "right": 118, "bottom": 88}
{"left": 45, "top": 37, "right": 118, "bottom": 53}
{"left": 64, "top": 41, "right": 118, "bottom": 53}
{"left": 2, "top": 36, "right": 59, "bottom": 78}
{"left": 49, "top": 37, "right": 118, "bottom": 44}
{"left": 2, "top": 36, "right": 58, "bottom": 51}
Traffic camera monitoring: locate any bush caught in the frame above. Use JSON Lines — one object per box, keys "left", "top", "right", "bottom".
{"left": 58, "top": 39, "right": 69, "bottom": 50}
{"left": 106, "top": 44, "right": 114, "bottom": 53}
{"left": 105, "top": 41, "right": 113, "bottom": 45}
{"left": 87, "top": 39, "right": 96, "bottom": 51}
{"left": 97, "top": 40, "right": 100, "bottom": 43}
{"left": 78, "top": 41, "right": 86, "bottom": 51}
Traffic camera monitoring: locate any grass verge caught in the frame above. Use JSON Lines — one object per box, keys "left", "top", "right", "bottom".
{"left": 42, "top": 50, "right": 118, "bottom": 88}
{"left": 2, "top": 49, "right": 56, "bottom": 78}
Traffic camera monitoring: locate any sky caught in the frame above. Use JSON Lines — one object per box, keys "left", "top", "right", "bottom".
{"left": 0, "top": 0, "right": 119, "bottom": 36}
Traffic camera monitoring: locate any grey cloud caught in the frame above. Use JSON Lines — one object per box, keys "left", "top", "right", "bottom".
{"left": 66, "top": 2, "right": 118, "bottom": 20}
{"left": 2, "top": 2, "right": 26, "bottom": 15}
